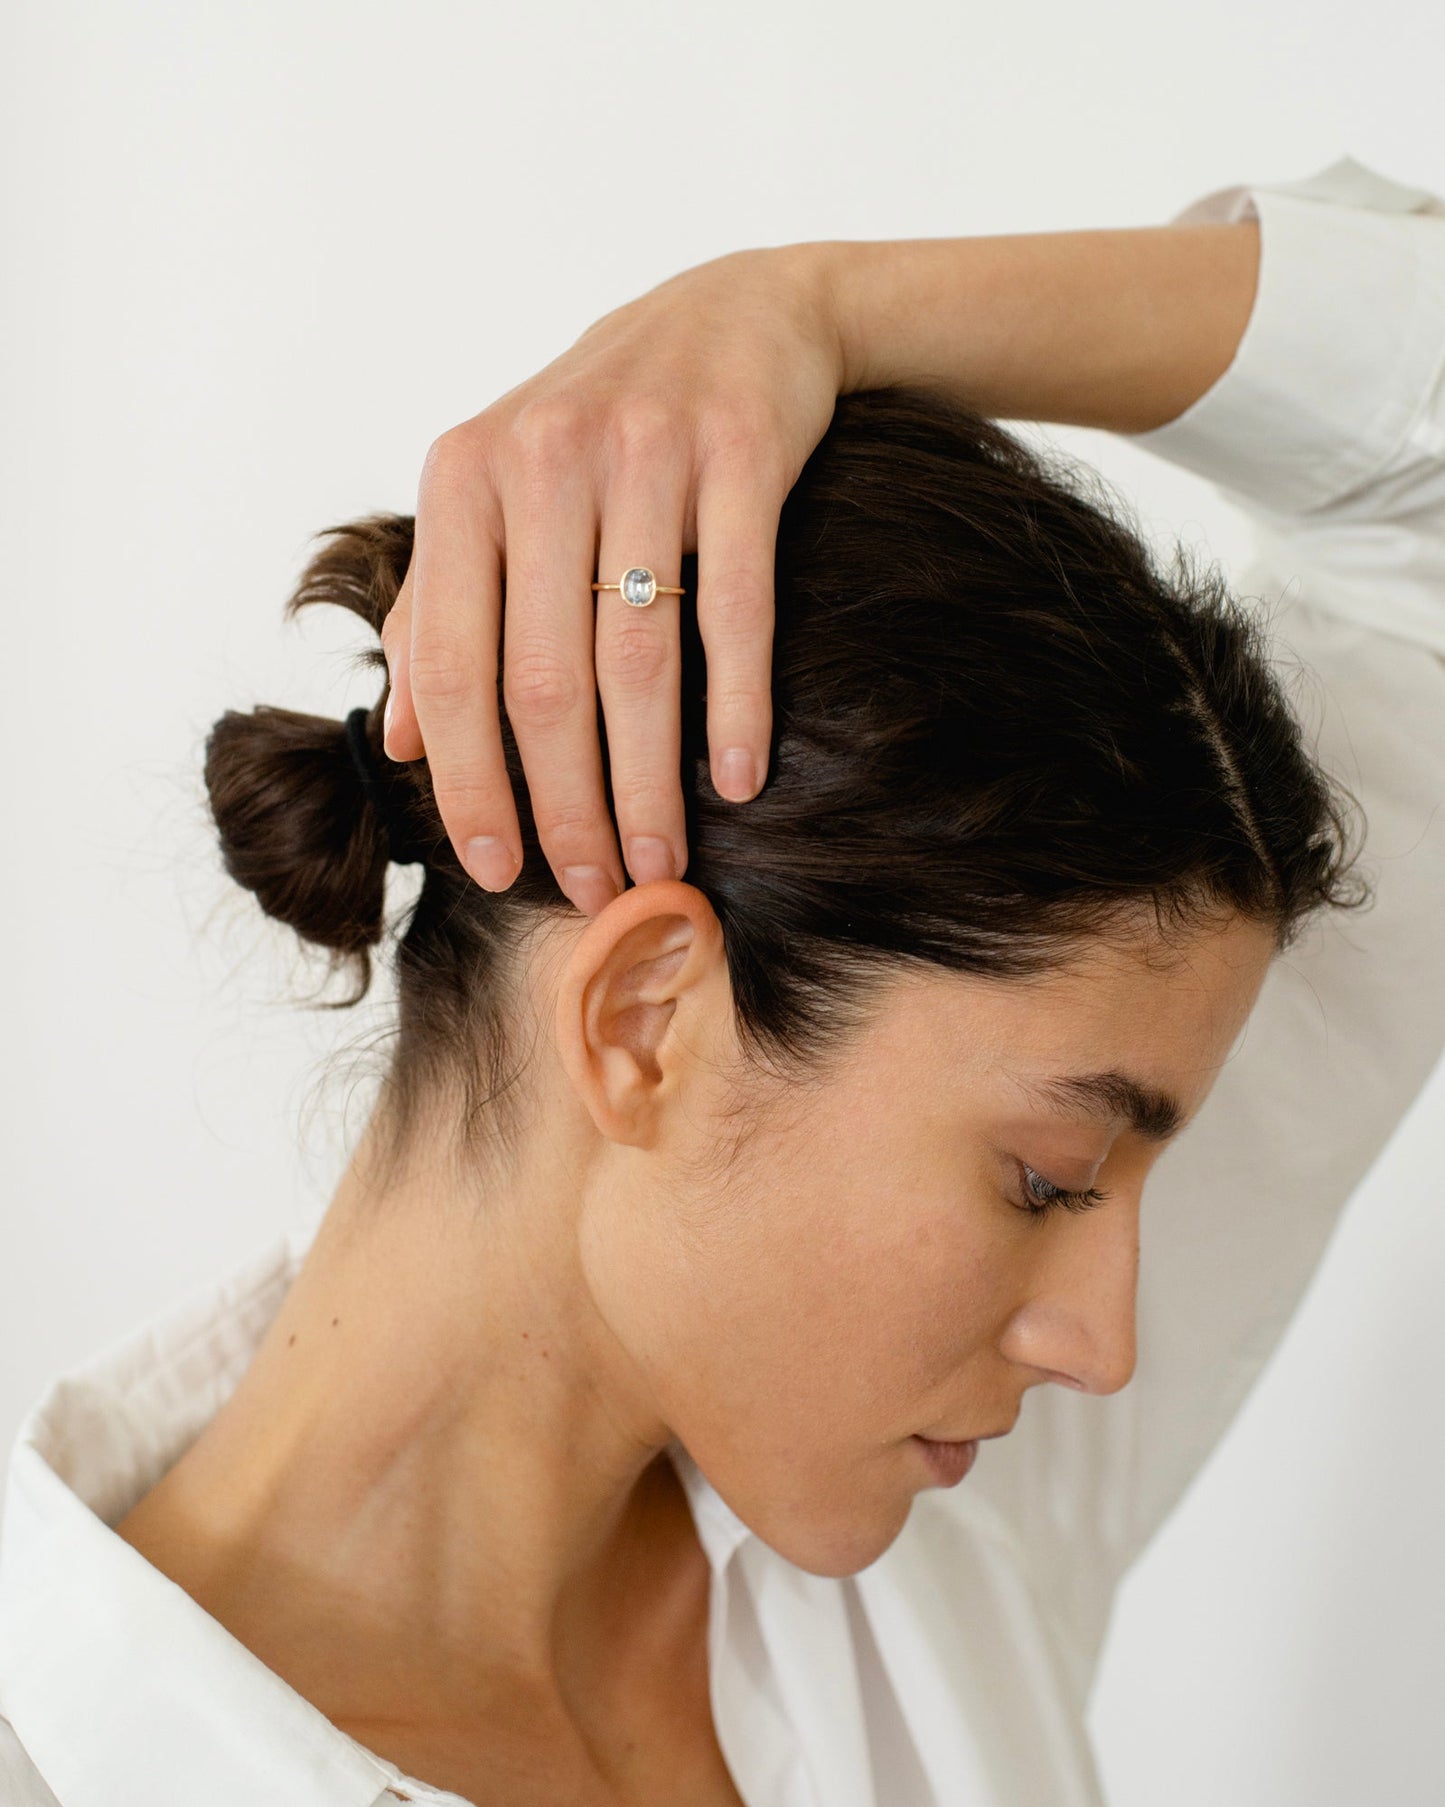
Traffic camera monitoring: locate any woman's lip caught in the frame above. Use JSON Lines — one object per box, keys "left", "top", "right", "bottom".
{"left": 911, "top": 1434, "right": 980, "bottom": 1487}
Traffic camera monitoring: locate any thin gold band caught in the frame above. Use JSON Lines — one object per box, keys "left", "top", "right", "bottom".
{"left": 591, "top": 583, "right": 687, "bottom": 594}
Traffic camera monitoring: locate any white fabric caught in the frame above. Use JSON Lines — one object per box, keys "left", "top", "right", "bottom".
{"left": 3, "top": 152, "right": 1445, "bottom": 1805}
{"left": 1131, "top": 152, "right": 1445, "bottom": 659}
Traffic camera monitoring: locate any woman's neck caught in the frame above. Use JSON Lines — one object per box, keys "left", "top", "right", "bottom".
{"left": 113, "top": 1109, "right": 700, "bottom": 1734}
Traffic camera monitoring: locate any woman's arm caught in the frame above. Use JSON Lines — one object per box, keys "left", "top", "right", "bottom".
{"left": 821, "top": 220, "right": 1260, "bottom": 434}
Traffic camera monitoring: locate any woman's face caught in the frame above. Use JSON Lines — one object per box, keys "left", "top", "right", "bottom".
{"left": 567, "top": 901, "right": 1278, "bottom": 1579}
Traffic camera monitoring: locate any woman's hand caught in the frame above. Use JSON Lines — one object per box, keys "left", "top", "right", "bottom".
{"left": 380, "top": 243, "right": 845, "bottom": 916}
{"left": 380, "top": 217, "right": 1259, "bottom": 916}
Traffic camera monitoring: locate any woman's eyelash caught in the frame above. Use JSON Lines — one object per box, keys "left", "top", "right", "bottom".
{"left": 1015, "top": 1162, "right": 1113, "bottom": 1218}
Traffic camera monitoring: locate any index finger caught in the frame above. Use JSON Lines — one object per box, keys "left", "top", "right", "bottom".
{"left": 404, "top": 437, "right": 523, "bottom": 891}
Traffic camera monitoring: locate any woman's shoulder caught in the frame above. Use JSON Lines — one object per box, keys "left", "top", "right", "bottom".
{"left": 0, "top": 1713, "right": 61, "bottom": 1805}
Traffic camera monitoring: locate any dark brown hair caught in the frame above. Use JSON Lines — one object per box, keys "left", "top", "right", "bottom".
{"left": 204, "top": 387, "right": 1369, "bottom": 1184}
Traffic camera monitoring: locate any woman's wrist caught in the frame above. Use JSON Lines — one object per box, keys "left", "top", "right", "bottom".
{"left": 803, "top": 220, "right": 1261, "bottom": 436}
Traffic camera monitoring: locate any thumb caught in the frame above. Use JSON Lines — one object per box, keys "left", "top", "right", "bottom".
{"left": 381, "top": 568, "right": 423, "bottom": 762}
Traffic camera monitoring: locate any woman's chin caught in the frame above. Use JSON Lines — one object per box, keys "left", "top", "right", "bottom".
{"left": 742, "top": 1482, "right": 918, "bottom": 1579}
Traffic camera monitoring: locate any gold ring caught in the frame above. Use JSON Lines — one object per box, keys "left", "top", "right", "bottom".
{"left": 591, "top": 566, "right": 687, "bottom": 609}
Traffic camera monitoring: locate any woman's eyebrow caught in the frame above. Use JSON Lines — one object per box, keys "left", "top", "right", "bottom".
{"left": 1019, "top": 1070, "right": 1186, "bottom": 1143}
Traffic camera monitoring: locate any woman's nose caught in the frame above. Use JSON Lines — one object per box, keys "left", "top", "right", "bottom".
{"left": 1001, "top": 1211, "right": 1140, "bottom": 1396}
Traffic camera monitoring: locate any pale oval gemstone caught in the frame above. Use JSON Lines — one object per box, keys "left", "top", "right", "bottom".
{"left": 621, "top": 566, "right": 657, "bottom": 606}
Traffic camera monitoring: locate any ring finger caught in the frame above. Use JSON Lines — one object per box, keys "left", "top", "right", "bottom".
{"left": 595, "top": 445, "right": 691, "bottom": 888}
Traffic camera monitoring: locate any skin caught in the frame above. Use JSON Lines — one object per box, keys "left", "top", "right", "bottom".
{"left": 115, "top": 879, "right": 1277, "bottom": 1799}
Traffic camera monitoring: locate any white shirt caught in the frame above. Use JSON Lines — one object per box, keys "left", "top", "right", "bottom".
{"left": 4, "top": 152, "right": 1445, "bottom": 1806}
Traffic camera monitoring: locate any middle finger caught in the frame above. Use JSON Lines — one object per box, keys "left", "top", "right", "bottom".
{"left": 501, "top": 441, "right": 626, "bottom": 916}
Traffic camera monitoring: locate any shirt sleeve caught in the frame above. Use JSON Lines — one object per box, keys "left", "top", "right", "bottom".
{"left": 1127, "top": 153, "right": 1445, "bottom": 658}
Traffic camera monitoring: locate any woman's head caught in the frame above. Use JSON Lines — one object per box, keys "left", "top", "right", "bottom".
{"left": 205, "top": 387, "right": 1368, "bottom": 1574}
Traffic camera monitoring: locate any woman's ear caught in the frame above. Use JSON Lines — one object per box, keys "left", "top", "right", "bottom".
{"left": 553, "top": 880, "right": 731, "bottom": 1150}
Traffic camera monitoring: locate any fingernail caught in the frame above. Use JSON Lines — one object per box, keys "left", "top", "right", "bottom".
{"left": 383, "top": 691, "right": 395, "bottom": 755}
{"left": 627, "top": 836, "right": 676, "bottom": 884}
{"left": 716, "top": 747, "right": 757, "bottom": 801}
{"left": 465, "top": 836, "right": 520, "bottom": 891}
{"left": 560, "top": 864, "right": 621, "bottom": 915}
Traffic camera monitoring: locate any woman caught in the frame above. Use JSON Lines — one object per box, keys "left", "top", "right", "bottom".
{"left": 1, "top": 156, "right": 1442, "bottom": 1807}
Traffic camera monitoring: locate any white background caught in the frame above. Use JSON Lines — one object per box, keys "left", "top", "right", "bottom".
{"left": 3, "top": 3, "right": 1443, "bottom": 1802}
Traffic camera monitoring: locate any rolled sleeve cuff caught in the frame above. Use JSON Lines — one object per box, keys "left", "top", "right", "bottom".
{"left": 1128, "top": 154, "right": 1445, "bottom": 517}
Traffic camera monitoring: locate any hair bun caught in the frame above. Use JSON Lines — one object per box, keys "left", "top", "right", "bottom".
{"left": 204, "top": 702, "right": 395, "bottom": 988}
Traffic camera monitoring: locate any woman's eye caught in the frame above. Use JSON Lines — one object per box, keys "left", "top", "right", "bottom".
{"left": 1015, "top": 1162, "right": 1112, "bottom": 1219}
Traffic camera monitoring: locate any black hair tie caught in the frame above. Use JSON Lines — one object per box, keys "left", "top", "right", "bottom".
{"left": 343, "top": 706, "right": 427, "bottom": 866}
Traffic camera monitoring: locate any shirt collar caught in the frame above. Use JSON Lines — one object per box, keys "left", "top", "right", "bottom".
{"left": 0, "top": 1223, "right": 753, "bottom": 1806}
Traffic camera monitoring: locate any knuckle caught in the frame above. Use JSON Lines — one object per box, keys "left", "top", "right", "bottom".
{"left": 698, "top": 572, "right": 775, "bottom": 637}
{"left": 602, "top": 620, "right": 670, "bottom": 690}
{"left": 710, "top": 677, "right": 773, "bottom": 719}
{"left": 609, "top": 774, "right": 681, "bottom": 824}
{"left": 698, "top": 402, "right": 780, "bottom": 467}
{"left": 604, "top": 398, "right": 680, "bottom": 467}
{"left": 503, "top": 650, "right": 583, "bottom": 723}
{"left": 507, "top": 396, "right": 591, "bottom": 470}
{"left": 533, "top": 799, "right": 604, "bottom": 851}
{"left": 407, "top": 633, "right": 477, "bottom": 703}
{"left": 420, "top": 428, "right": 472, "bottom": 491}
{"left": 416, "top": 425, "right": 504, "bottom": 541}
{"left": 433, "top": 771, "right": 493, "bottom": 811}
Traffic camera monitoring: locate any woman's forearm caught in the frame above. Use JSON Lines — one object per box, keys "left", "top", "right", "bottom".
{"left": 806, "top": 220, "right": 1261, "bottom": 436}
